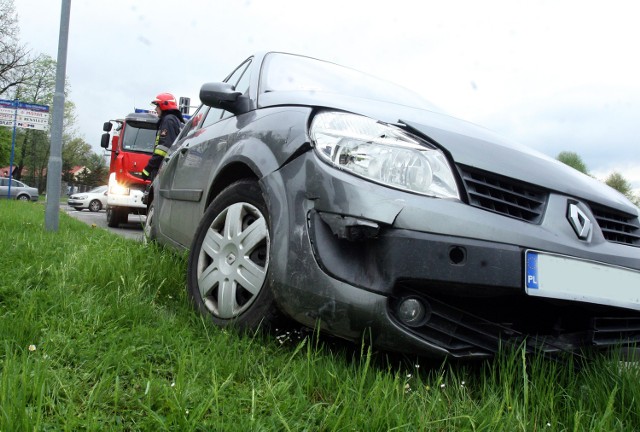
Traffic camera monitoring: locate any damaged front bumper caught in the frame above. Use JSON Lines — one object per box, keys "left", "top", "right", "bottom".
{"left": 266, "top": 152, "right": 640, "bottom": 358}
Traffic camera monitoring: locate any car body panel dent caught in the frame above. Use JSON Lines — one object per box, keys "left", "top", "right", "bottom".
{"left": 276, "top": 152, "right": 406, "bottom": 225}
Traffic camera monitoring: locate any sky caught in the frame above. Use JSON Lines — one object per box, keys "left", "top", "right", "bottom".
{"left": 12, "top": 0, "right": 640, "bottom": 192}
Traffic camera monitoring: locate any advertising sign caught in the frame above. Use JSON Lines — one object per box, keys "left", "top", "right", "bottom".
{"left": 0, "top": 99, "right": 50, "bottom": 131}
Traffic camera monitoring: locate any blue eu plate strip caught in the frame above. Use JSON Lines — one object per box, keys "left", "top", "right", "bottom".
{"left": 526, "top": 252, "right": 539, "bottom": 289}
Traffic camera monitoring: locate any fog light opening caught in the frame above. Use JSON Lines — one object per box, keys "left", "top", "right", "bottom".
{"left": 397, "top": 297, "right": 430, "bottom": 327}
{"left": 449, "top": 246, "right": 466, "bottom": 265}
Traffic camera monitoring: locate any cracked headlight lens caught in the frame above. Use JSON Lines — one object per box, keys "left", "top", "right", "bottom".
{"left": 310, "top": 111, "right": 459, "bottom": 199}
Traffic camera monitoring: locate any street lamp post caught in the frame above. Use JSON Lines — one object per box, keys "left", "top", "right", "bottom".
{"left": 45, "top": 0, "right": 71, "bottom": 231}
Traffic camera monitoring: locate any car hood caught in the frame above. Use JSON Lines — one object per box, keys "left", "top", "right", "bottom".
{"left": 261, "top": 91, "right": 637, "bottom": 214}
{"left": 401, "top": 117, "right": 636, "bottom": 212}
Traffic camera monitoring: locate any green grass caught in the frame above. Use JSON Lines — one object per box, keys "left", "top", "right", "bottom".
{"left": 1, "top": 200, "right": 639, "bottom": 431}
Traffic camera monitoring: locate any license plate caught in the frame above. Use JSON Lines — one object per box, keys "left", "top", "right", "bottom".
{"left": 525, "top": 250, "right": 640, "bottom": 311}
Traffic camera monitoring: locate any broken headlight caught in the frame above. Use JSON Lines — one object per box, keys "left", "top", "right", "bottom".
{"left": 310, "top": 111, "right": 459, "bottom": 199}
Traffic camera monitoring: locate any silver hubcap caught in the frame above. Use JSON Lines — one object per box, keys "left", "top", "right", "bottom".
{"left": 197, "top": 202, "right": 269, "bottom": 319}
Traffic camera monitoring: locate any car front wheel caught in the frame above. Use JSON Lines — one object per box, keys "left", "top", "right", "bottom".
{"left": 17, "top": 195, "right": 29, "bottom": 201}
{"left": 186, "top": 179, "right": 279, "bottom": 330}
{"left": 89, "top": 199, "right": 102, "bottom": 212}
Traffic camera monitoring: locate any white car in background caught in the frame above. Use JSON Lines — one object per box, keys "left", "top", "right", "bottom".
{"left": 67, "top": 185, "right": 108, "bottom": 212}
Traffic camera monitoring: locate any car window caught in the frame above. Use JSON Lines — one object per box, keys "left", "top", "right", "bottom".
{"left": 218, "top": 58, "right": 253, "bottom": 121}
{"left": 261, "top": 53, "right": 442, "bottom": 112}
{"left": 121, "top": 126, "right": 156, "bottom": 153}
{"left": 178, "top": 105, "right": 209, "bottom": 139}
{"left": 0, "top": 178, "right": 6, "bottom": 186}
{"left": 226, "top": 59, "right": 252, "bottom": 90}
{"left": 202, "top": 106, "right": 224, "bottom": 128}
{"left": 198, "top": 59, "right": 254, "bottom": 128}
{"left": 232, "top": 61, "right": 252, "bottom": 95}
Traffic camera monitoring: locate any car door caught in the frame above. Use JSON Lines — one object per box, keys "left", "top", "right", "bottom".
{"left": 1, "top": 179, "right": 20, "bottom": 199}
{"left": 0, "top": 178, "right": 8, "bottom": 199}
{"left": 154, "top": 103, "right": 208, "bottom": 240}
{"left": 160, "top": 59, "right": 254, "bottom": 247}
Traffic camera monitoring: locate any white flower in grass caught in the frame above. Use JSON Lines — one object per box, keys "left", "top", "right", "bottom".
{"left": 440, "top": 383, "right": 446, "bottom": 389}
{"left": 546, "top": 423, "right": 551, "bottom": 427}
{"left": 28, "top": 344, "right": 36, "bottom": 352}
{"left": 171, "top": 382, "right": 175, "bottom": 387}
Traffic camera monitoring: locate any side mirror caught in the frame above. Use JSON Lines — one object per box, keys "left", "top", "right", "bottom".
{"left": 100, "top": 133, "right": 110, "bottom": 149}
{"left": 199, "top": 82, "right": 250, "bottom": 115}
{"left": 103, "top": 121, "right": 113, "bottom": 132}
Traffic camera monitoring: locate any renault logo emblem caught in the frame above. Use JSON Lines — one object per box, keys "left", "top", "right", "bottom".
{"left": 567, "top": 203, "right": 592, "bottom": 240}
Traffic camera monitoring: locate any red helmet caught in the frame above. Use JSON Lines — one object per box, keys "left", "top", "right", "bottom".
{"left": 152, "top": 93, "right": 178, "bottom": 111}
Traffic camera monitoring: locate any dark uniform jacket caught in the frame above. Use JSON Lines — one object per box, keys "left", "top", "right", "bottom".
{"left": 142, "top": 110, "right": 184, "bottom": 180}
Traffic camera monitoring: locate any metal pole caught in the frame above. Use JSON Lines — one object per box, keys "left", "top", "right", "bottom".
{"left": 45, "top": 0, "right": 71, "bottom": 231}
{"left": 7, "top": 99, "right": 18, "bottom": 199}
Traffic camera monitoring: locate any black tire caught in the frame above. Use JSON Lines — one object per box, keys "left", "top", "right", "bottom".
{"left": 106, "top": 206, "right": 118, "bottom": 227}
{"left": 89, "top": 199, "right": 102, "bottom": 212}
{"left": 17, "top": 194, "right": 29, "bottom": 201}
{"left": 143, "top": 201, "right": 156, "bottom": 245}
{"left": 106, "top": 206, "right": 126, "bottom": 227}
{"left": 186, "top": 179, "right": 280, "bottom": 331}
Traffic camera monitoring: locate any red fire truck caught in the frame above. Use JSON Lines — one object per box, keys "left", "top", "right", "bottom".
{"left": 100, "top": 111, "right": 158, "bottom": 227}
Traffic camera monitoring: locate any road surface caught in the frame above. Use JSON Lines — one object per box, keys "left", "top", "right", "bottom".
{"left": 60, "top": 204, "right": 146, "bottom": 241}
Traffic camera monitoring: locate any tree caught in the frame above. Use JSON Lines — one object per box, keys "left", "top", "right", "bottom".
{"left": 0, "top": 0, "right": 38, "bottom": 96}
{"left": 604, "top": 171, "right": 639, "bottom": 205}
{"left": 0, "top": 7, "right": 106, "bottom": 194}
{"left": 605, "top": 171, "right": 632, "bottom": 196}
{"left": 556, "top": 151, "right": 589, "bottom": 175}
{"left": 62, "top": 137, "right": 92, "bottom": 181}
{"left": 6, "top": 56, "right": 58, "bottom": 189}
{"left": 6, "top": 56, "right": 78, "bottom": 191}
{"left": 0, "top": 126, "right": 11, "bottom": 167}
{"left": 77, "top": 153, "right": 109, "bottom": 187}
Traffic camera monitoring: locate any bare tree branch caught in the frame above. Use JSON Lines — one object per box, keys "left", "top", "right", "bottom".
{"left": 0, "top": 0, "right": 38, "bottom": 97}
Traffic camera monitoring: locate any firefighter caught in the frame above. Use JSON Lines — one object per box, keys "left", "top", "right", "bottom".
{"left": 141, "top": 92, "right": 185, "bottom": 181}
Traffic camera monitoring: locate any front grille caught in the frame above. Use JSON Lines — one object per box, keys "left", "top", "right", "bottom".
{"left": 391, "top": 291, "right": 640, "bottom": 357}
{"left": 588, "top": 203, "right": 640, "bottom": 246}
{"left": 391, "top": 295, "right": 505, "bottom": 357}
{"left": 458, "top": 165, "right": 548, "bottom": 224}
{"left": 591, "top": 317, "right": 640, "bottom": 345}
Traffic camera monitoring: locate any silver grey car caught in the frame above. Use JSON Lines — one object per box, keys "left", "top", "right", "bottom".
{"left": 146, "top": 52, "right": 640, "bottom": 359}
{"left": 0, "top": 177, "right": 39, "bottom": 201}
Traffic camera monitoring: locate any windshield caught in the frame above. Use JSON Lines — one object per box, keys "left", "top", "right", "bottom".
{"left": 89, "top": 186, "right": 107, "bottom": 194}
{"left": 261, "top": 53, "right": 442, "bottom": 112}
{"left": 121, "top": 124, "right": 156, "bottom": 153}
